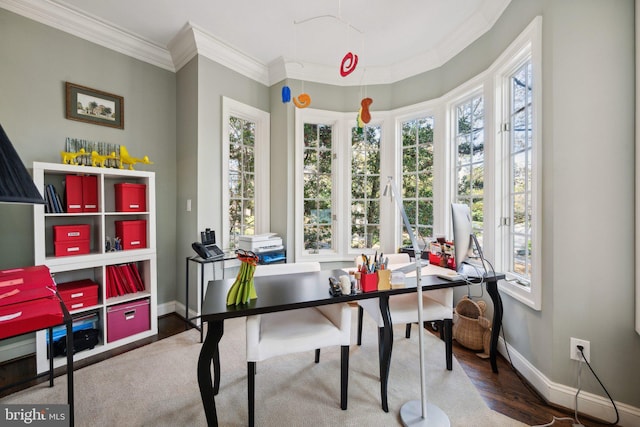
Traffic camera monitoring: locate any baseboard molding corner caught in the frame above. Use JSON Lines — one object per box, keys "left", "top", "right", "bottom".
{"left": 498, "top": 336, "right": 638, "bottom": 426}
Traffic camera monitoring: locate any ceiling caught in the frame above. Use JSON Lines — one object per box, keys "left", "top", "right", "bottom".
{"left": 3, "top": 0, "right": 511, "bottom": 85}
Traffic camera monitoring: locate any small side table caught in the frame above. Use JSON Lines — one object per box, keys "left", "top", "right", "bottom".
{"left": 185, "top": 253, "right": 237, "bottom": 342}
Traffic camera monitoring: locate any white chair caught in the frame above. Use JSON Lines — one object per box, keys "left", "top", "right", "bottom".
{"left": 356, "top": 253, "right": 454, "bottom": 370}
{"left": 246, "top": 262, "right": 351, "bottom": 425}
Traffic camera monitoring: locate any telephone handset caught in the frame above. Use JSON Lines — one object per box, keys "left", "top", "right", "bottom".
{"left": 192, "top": 228, "right": 224, "bottom": 259}
{"left": 192, "top": 242, "right": 224, "bottom": 259}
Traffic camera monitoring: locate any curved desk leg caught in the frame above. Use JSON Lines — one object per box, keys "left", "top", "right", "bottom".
{"left": 486, "top": 279, "right": 503, "bottom": 373}
{"left": 378, "top": 294, "right": 392, "bottom": 412}
{"left": 198, "top": 319, "right": 224, "bottom": 427}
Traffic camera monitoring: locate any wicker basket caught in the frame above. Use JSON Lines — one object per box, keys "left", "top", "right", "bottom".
{"left": 453, "top": 297, "right": 491, "bottom": 354}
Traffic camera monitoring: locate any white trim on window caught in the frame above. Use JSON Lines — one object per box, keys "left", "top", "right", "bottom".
{"left": 221, "top": 97, "right": 270, "bottom": 249}
{"left": 493, "top": 17, "right": 542, "bottom": 310}
{"left": 294, "top": 108, "right": 342, "bottom": 261}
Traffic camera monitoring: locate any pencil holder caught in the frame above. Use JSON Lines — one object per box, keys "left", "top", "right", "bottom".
{"left": 377, "top": 269, "right": 391, "bottom": 290}
{"left": 360, "top": 272, "right": 378, "bottom": 292}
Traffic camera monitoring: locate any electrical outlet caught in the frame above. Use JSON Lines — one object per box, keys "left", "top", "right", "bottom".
{"left": 570, "top": 337, "right": 590, "bottom": 363}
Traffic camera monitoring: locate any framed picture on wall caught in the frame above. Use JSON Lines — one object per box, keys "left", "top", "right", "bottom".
{"left": 65, "top": 82, "right": 124, "bottom": 129}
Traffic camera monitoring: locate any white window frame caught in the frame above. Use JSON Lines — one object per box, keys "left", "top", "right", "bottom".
{"left": 221, "top": 97, "right": 270, "bottom": 249}
{"left": 295, "top": 108, "right": 398, "bottom": 261}
{"left": 493, "top": 17, "right": 542, "bottom": 310}
{"left": 295, "top": 108, "right": 343, "bottom": 261}
{"left": 393, "top": 101, "right": 446, "bottom": 248}
{"left": 349, "top": 117, "right": 391, "bottom": 253}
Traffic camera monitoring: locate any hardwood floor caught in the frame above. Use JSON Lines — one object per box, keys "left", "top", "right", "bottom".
{"left": 1, "top": 314, "right": 618, "bottom": 426}
{"left": 427, "top": 325, "right": 618, "bottom": 427}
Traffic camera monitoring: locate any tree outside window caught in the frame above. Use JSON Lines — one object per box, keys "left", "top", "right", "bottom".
{"left": 303, "top": 123, "right": 334, "bottom": 253}
{"left": 401, "top": 117, "right": 434, "bottom": 246}
{"left": 351, "top": 125, "right": 381, "bottom": 249}
{"left": 228, "top": 116, "right": 256, "bottom": 246}
{"left": 455, "top": 95, "right": 485, "bottom": 247}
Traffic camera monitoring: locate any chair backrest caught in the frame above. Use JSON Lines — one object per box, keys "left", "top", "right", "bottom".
{"left": 385, "top": 253, "right": 410, "bottom": 265}
{"left": 253, "top": 261, "right": 321, "bottom": 277}
{"left": 355, "top": 253, "right": 410, "bottom": 268}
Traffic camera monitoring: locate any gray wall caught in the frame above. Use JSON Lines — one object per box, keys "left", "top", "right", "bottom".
{"left": 176, "top": 55, "right": 270, "bottom": 311}
{"left": 0, "top": 9, "right": 177, "bottom": 306}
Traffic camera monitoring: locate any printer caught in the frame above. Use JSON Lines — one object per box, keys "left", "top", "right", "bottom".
{"left": 238, "top": 233, "right": 284, "bottom": 253}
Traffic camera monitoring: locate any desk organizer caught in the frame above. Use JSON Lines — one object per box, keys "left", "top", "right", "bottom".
{"left": 377, "top": 269, "right": 391, "bottom": 290}
{"left": 360, "top": 272, "right": 378, "bottom": 292}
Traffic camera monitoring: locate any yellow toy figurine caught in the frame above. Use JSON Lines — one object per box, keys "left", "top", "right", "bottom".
{"left": 90, "top": 151, "right": 117, "bottom": 168}
{"left": 118, "top": 145, "right": 154, "bottom": 170}
{"left": 60, "top": 148, "right": 89, "bottom": 165}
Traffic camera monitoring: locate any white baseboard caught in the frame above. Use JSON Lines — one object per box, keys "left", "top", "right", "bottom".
{"left": 498, "top": 337, "right": 639, "bottom": 426}
{"left": 162, "top": 300, "right": 200, "bottom": 327}
{"left": 0, "top": 336, "right": 35, "bottom": 364}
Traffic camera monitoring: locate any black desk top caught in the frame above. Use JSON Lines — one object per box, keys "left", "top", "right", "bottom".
{"left": 200, "top": 268, "right": 502, "bottom": 322}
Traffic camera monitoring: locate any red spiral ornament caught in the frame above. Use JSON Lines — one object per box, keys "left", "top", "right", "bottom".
{"left": 340, "top": 52, "right": 358, "bottom": 77}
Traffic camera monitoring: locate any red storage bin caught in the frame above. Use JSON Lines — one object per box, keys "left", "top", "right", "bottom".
{"left": 115, "top": 183, "right": 146, "bottom": 212}
{"left": 57, "top": 279, "right": 99, "bottom": 311}
{"left": 65, "top": 174, "right": 83, "bottom": 213}
{"left": 54, "top": 240, "right": 90, "bottom": 257}
{"left": 0, "top": 265, "right": 56, "bottom": 306}
{"left": 82, "top": 175, "right": 98, "bottom": 212}
{"left": 0, "top": 296, "right": 64, "bottom": 339}
{"left": 66, "top": 175, "right": 98, "bottom": 213}
{"left": 106, "top": 298, "right": 150, "bottom": 342}
{"left": 115, "top": 220, "right": 147, "bottom": 250}
{"left": 53, "top": 224, "right": 90, "bottom": 242}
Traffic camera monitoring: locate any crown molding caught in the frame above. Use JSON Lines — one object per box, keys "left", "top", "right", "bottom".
{"left": 169, "top": 23, "right": 270, "bottom": 86}
{"left": 1, "top": 0, "right": 512, "bottom": 86}
{"left": 0, "top": 0, "right": 175, "bottom": 71}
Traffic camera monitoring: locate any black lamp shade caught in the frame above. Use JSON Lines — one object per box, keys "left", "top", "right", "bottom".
{"left": 0, "top": 124, "right": 46, "bottom": 204}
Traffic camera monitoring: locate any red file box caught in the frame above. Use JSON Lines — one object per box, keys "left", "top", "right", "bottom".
{"left": 0, "top": 265, "right": 56, "bottom": 306}
{"left": 53, "top": 224, "right": 90, "bottom": 242}
{"left": 65, "top": 174, "right": 98, "bottom": 213}
{"left": 115, "top": 220, "right": 147, "bottom": 250}
{"left": 65, "top": 174, "right": 83, "bottom": 213}
{"left": 82, "top": 175, "right": 98, "bottom": 212}
{"left": 106, "top": 298, "right": 150, "bottom": 342}
{"left": 57, "top": 279, "right": 99, "bottom": 311}
{"left": 115, "top": 183, "right": 146, "bottom": 212}
{"left": 53, "top": 224, "right": 91, "bottom": 257}
{"left": 0, "top": 296, "right": 64, "bottom": 339}
{"left": 54, "top": 240, "right": 90, "bottom": 257}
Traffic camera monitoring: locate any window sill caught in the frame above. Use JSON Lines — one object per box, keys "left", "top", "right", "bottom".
{"left": 498, "top": 279, "right": 541, "bottom": 311}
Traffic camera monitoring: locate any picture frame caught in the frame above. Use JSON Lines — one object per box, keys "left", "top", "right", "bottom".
{"left": 65, "top": 82, "right": 124, "bottom": 129}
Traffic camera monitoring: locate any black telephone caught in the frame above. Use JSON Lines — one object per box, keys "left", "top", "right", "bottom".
{"left": 192, "top": 228, "right": 224, "bottom": 259}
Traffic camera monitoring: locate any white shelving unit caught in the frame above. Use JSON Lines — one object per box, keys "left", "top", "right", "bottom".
{"left": 32, "top": 162, "right": 157, "bottom": 373}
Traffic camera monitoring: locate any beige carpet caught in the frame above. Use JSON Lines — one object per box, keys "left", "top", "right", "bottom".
{"left": 2, "top": 308, "right": 527, "bottom": 426}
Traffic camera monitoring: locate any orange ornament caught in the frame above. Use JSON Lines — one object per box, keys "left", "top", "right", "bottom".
{"left": 293, "top": 93, "right": 311, "bottom": 108}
